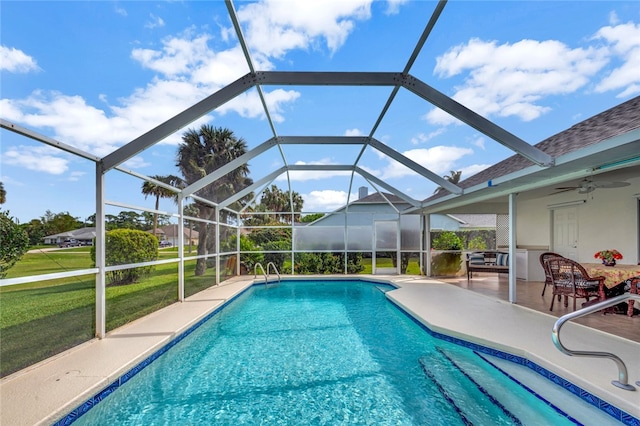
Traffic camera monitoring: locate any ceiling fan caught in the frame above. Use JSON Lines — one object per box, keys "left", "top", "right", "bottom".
{"left": 553, "top": 178, "right": 630, "bottom": 194}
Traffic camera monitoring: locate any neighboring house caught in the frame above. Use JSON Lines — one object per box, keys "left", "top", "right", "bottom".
{"left": 43, "top": 227, "right": 96, "bottom": 245}
{"left": 421, "top": 96, "right": 640, "bottom": 275}
{"left": 301, "top": 188, "right": 496, "bottom": 253}
{"left": 153, "top": 224, "right": 199, "bottom": 247}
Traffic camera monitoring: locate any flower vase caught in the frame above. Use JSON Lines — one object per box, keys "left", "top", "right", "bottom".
{"left": 602, "top": 259, "right": 616, "bottom": 267}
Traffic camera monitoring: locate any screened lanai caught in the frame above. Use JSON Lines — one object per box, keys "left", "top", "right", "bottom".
{"left": 2, "top": 0, "right": 639, "bottom": 378}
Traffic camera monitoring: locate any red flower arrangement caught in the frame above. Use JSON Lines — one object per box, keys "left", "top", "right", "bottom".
{"left": 594, "top": 249, "right": 623, "bottom": 263}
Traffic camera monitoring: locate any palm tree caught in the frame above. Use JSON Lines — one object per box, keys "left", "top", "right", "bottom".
{"left": 434, "top": 170, "right": 462, "bottom": 195}
{"left": 141, "top": 175, "right": 183, "bottom": 237}
{"left": 177, "top": 125, "right": 253, "bottom": 275}
{"left": 0, "top": 182, "right": 6, "bottom": 204}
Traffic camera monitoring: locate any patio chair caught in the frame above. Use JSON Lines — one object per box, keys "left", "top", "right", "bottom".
{"left": 539, "top": 252, "right": 564, "bottom": 296}
{"left": 545, "top": 257, "right": 604, "bottom": 312}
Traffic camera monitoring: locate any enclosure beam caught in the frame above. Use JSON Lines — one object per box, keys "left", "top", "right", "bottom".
{"left": 101, "top": 73, "right": 256, "bottom": 171}
{"left": 219, "top": 167, "right": 287, "bottom": 208}
{"left": 400, "top": 75, "right": 554, "bottom": 167}
{"left": 277, "top": 136, "right": 369, "bottom": 145}
{"left": 182, "top": 138, "right": 279, "bottom": 197}
{"left": 369, "top": 138, "right": 462, "bottom": 194}
{"left": 1, "top": 119, "right": 101, "bottom": 162}
{"left": 356, "top": 167, "right": 420, "bottom": 207}
{"left": 255, "top": 71, "right": 403, "bottom": 86}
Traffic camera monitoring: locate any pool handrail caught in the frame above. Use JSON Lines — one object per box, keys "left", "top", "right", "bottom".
{"left": 552, "top": 293, "right": 640, "bottom": 391}
{"left": 254, "top": 262, "right": 280, "bottom": 286}
{"left": 254, "top": 263, "right": 267, "bottom": 284}
{"left": 266, "top": 262, "right": 281, "bottom": 284}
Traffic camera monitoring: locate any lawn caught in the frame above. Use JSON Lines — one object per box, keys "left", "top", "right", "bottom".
{"left": 0, "top": 247, "right": 213, "bottom": 377}
{"left": 0, "top": 248, "right": 421, "bottom": 377}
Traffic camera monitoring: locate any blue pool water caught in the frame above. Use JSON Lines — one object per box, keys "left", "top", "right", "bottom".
{"left": 71, "top": 280, "right": 582, "bottom": 425}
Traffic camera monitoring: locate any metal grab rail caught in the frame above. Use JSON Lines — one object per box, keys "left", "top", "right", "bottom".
{"left": 254, "top": 263, "right": 267, "bottom": 284}
{"left": 266, "top": 262, "right": 281, "bottom": 284}
{"left": 552, "top": 293, "right": 640, "bottom": 391}
{"left": 254, "top": 262, "right": 280, "bottom": 286}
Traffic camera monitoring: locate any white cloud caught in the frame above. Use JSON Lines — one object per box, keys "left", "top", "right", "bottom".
{"left": 426, "top": 38, "right": 609, "bottom": 125}
{"left": 379, "top": 146, "right": 474, "bottom": 179}
{"left": 2, "top": 146, "right": 69, "bottom": 175}
{"left": 132, "top": 31, "right": 213, "bottom": 77}
{"left": 145, "top": 13, "right": 165, "bottom": 30}
{"left": 218, "top": 88, "right": 301, "bottom": 122}
{"left": 410, "top": 128, "right": 445, "bottom": 145}
{"left": 236, "top": 0, "right": 372, "bottom": 58}
{"left": 385, "top": 0, "right": 408, "bottom": 15}
{"left": 0, "top": 46, "right": 40, "bottom": 73}
{"left": 460, "top": 164, "right": 490, "bottom": 179}
{"left": 592, "top": 21, "right": 640, "bottom": 97}
{"left": 68, "top": 171, "right": 86, "bottom": 182}
{"left": 302, "top": 189, "right": 352, "bottom": 211}
{"left": 0, "top": 29, "right": 302, "bottom": 159}
{"left": 344, "top": 128, "right": 364, "bottom": 136}
{"left": 123, "top": 156, "right": 150, "bottom": 169}
{"left": 470, "top": 136, "right": 486, "bottom": 150}
{"left": 3, "top": 1, "right": 385, "bottom": 163}
{"left": 115, "top": 5, "right": 127, "bottom": 17}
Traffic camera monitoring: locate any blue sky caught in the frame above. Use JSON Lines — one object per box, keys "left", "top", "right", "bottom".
{"left": 1, "top": 0, "right": 639, "bottom": 224}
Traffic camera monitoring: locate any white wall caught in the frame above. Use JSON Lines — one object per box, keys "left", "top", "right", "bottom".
{"left": 516, "top": 176, "right": 639, "bottom": 264}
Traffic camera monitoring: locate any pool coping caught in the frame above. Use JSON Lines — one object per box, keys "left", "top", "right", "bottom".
{"left": 1, "top": 275, "right": 638, "bottom": 425}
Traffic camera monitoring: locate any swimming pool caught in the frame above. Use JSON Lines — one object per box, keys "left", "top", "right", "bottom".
{"left": 62, "top": 279, "right": 616, "bottom": 425}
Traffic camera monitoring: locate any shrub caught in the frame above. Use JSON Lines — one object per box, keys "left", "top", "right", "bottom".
{"left": 0, "top": 211, "right": 30, "bottom": 278}
{"left": 295, "top": 252, "right": 364, "bottom": 274}
{"left": 432, "top": 231, "right": 463, "bottom": 250}
{"left": 431, "top": 231, "right": 463, "bottom": 276}
{"left": 239, "top": 234, "right": 263, "bottom": 273}
{"left": 467, "top": 236, "right": 487, "bottom": 251}
{"left": 91, "top": 229, "right": 158, "bottom": 285}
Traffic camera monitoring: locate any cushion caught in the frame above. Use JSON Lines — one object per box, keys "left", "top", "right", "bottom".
{"left": 496, "top": 253, "right": 509, "bottom": 266}
{"left": 468, "top": 254, "right": 485, "bottom": 265}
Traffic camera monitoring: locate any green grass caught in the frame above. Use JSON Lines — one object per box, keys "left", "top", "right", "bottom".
{"left": 0, "top": 249, "right": 420, "bottom": 377}
{"left": 359, "top": 257, "right": 421, "bottom": 274}
{"left": 0, "top": 250, "right": 215, "bottom": 377}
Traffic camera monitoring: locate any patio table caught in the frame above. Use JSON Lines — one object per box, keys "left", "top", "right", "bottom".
{"left": 582, "top": 263, "right": 640, "bottom": 317}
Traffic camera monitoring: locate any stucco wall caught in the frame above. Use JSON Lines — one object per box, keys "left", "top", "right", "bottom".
{"left": 516, "top": 176, "right": 639, "bottom": 264}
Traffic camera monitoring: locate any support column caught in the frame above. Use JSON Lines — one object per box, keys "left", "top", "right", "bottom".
{"left": 509, "top": 193, "right": 517, "bottom": 303}
{"left": 177, "top": 194, "right": 185, "bottom": 301}
{"left": 95, "top": 163, "right": 106, "bottom": 338}
{"left": 424, "top": 214, "right": 431, "bottom": 276}
{"left": 215, "top": 207, "right": 220, "bottom": 285}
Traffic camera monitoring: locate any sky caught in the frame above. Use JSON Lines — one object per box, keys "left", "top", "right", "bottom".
{"left": 1, "top": 0, "right": 639, "bottom": 224}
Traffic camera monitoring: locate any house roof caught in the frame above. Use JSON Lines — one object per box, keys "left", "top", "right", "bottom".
{"left": 420, "top": 96, "right": 640, "bottom": 214}
{"left": 158, "top": 224, "right": 200, "bottom": 239}
{"left": 448, "top": 214, "right": 497, "bottom": 229}
{"left": 43, "top": 227, "right": 96, "bottom": 240}
{"left": 354, "top": 192, "right": 408, "bottom": 205}
{"left": 428, "top": 96, "right": 640, "bottom": 200}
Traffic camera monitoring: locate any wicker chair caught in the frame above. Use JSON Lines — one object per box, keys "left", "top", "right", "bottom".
{"left": 539, "top": 252, "right": 563, "bottom": 296}
{"left": 545, "top": 257, "right": 604, "bottom": 311}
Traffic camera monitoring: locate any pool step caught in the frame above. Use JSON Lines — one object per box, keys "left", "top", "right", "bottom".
{"left": 420, "top": 348, "right": 524, "bottom": 425}
{"left": 421, "top": 348, "right": 584, "bottom": 425}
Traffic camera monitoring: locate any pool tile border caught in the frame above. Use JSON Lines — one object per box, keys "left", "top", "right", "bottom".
{"left": 387, "top": 297, "right": 640, "bottom": 426}
{"left": 52, "top": 286, "right": 253, "bottom": 426}
{"left": 53, "top": 279, "right": 638, "bottom": 426}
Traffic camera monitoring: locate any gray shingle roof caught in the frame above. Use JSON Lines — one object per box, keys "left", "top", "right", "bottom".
{"left": 354, "top": 192, "right": 407, "bottom": 204}
{"left": 427, "top": 96, "right": 640, "bottom": 201}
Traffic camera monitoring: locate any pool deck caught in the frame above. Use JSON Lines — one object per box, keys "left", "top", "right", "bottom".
{"left": 1, "top": 275, "right": 639, "bottom": 425}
